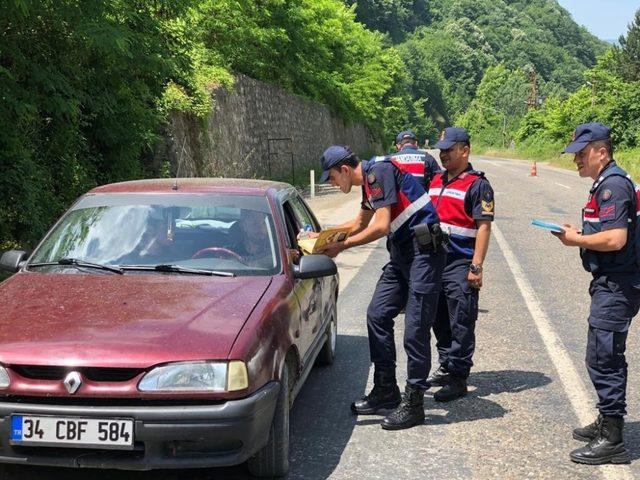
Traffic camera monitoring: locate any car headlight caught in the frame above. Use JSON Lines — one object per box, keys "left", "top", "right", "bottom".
{"left": 138, "top": 361, "right": 248, "bottom": 392}
{"left": 0, "top": 366, "right": 9, "bottom": 388}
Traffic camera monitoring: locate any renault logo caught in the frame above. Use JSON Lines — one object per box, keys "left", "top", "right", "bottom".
{"left": 63, "top": 371, "right": 82, "bottom": 395}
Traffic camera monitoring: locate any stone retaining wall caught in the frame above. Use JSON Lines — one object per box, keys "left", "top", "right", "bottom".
{"left": 156, "top": 74, "right": 381, "bottom": 185}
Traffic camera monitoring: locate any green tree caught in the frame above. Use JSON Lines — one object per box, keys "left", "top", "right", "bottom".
{"left": 0, "top": 0, "right": 195, "bottom": 247}
{"left": 457, "top": 65, "right": 528, "bottom": 147}
{"left": 345, "top": 0, "right": 433, "bottom": 42}
{"left": 517, "top": 49, "right": 640, "bottom": 151}
{"left": 0, "top": 0, "right": 612, "bottom": 248}
{"left": 193, "top": 0, "right": 401, "bottom": 129}
{"left": 616, "top": 9, "right": 640, "bottom": 81}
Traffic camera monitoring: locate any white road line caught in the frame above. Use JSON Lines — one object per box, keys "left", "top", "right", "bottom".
{"left": 555, "top": 182, "right": 571, "bottom": 189}
{"left": 492, "top": 222, "right": 634, "bottom": 480}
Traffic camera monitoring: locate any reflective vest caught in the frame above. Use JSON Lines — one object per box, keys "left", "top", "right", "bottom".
{"left": 362, "top": 159, "right": 438, "bottom": 244}
{"left": 429, "top": 169, "right": 484, "bottom": 258}
{"left": 581, "top": 162, "right": 640, "bottom": 274}
{"left": 373, "top": 147, "right": 432, "bottom": 190}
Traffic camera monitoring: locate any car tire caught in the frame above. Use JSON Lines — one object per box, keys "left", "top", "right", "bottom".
{"left": 315, "top": 306, "right": 337, "bottom": 366}
{"left": 247, "top": 363, "right": 290, "bottom": 478}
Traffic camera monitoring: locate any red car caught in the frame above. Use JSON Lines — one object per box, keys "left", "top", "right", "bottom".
{"left": 0, "top": 179, "right": 338, "bottom": 477}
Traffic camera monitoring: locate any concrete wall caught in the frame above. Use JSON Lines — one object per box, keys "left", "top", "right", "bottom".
{"left": 156, "top": 74, "right": 381, "bottom": 184}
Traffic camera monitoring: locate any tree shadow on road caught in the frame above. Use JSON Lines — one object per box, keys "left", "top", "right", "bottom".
{"left": 422, "top": 369, "right": 553, "bottom": 425}
{"left": 0, "top": 369, "right": 553, "bottom": 479}
{"left": 469, "top": 369, "right": 552, "bottom": 396}
{"left": 622, "top": 421, "right": 640, "bottom": 461}
{"left": 287, "top": 333, "right": 370, "bottom": 479}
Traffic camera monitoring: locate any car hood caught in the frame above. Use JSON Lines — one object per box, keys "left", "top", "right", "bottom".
{"left": 0, "top": 272, "right": 272, "bottom": 368}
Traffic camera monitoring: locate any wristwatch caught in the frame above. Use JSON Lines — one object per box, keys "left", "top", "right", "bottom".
{"left": 469, "top": 263, "right": 483, "bottom": 274}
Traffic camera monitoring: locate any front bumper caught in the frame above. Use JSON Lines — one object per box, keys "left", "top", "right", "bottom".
{"left": 0, "top": 382, "right": 280, "bottom": 470}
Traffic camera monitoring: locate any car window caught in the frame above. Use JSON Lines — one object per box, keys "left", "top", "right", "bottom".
{"left": 289, "top": 196, "right": 318, "bottom": 232}
{"left": 28, "top": 194, "right": 281, "bottom": 276}
{"left": 282, "top": 202, "right": 300, "bottom": 249}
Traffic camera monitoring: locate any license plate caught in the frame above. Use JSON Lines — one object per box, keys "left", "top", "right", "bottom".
{"left": 10, "top": 415, "right": 134, "bottom": 449}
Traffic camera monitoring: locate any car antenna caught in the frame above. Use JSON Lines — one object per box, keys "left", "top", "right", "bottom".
{"left": 172, "top": 137, "right": 187, "bottom": 191}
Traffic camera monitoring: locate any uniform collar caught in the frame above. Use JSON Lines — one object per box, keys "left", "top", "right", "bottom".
{"left": 599, "top": 160, "right": 616, "bottom": 175}
{"left": 590, "top": 160, "right": 617, "bottom": 192}
{"left": 442, "top": 163, "right": 474, "bottom": 184}
{"left": 399, "top": 145, "right": 419, "bottom": 152}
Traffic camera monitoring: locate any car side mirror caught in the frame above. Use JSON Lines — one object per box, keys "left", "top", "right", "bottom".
{"left": 293, "top": 254, "right": 337, "bottom": 279}
{"left": 0, "top": 250, "right": 28, "bottom": 273}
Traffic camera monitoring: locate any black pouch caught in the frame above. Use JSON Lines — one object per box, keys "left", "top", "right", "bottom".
{"left": 413, "top": 224, "right": 433, "bottom": 254}
{"left": 431, "top": 223, "right": 449, "bottom": 252}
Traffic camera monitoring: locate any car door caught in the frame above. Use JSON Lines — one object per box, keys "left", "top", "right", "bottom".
{"left": 287, "top": 195, "right": 329, "bottom": 346}
{"left": 281, "top": 197, "right": 323, "bottom": 365}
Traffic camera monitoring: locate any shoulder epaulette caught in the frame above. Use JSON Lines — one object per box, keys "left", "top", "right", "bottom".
{"left": 591, "top": 163, "right": 632, "bottom": 193}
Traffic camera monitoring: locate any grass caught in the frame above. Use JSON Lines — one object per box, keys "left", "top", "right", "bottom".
{"left": 477, "top": 142, "right": 640, "bottom": 180}
{"left": 476, "top": 139, "right": 564, "bottom": 164}
{"left": 614, "top": 147, "right": 640, "bottom": 179}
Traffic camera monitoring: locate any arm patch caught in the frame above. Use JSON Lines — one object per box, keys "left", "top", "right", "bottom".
{"left": 367, "top": 172, "right": 383, "bottom": 201}
{"left": 368, "top": 183, "right": 384, "bottom": 201}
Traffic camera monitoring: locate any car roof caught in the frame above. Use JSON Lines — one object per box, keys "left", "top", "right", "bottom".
{"left": 88, "top": 178, "right": 293, "bottom": 196}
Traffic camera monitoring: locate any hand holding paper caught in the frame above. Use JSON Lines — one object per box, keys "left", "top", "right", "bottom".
{"left": 531, "top": 219, "right": 565, "bottom": 233}
{"left": 552, "top": 223, "right": 582, "bottom": 247}
{"left": 298, "top": 227, "right": 351, "bottom": 254}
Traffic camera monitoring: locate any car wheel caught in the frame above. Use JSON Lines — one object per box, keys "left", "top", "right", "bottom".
{"left": 315, "top": 306, "right": 337, "bottom": 366}
{"left": 247, "top": 363, "right": 290, "bottom": 478}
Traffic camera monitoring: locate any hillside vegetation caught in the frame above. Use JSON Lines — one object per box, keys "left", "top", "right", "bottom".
{"left": 354, "top": 1, "right": 640, "bottom": 177}
{"left": 1, "top": 0, "right": 400, "bottom": 247}
{"left": 0, "top": 0, "right": 619, "bottom": 247}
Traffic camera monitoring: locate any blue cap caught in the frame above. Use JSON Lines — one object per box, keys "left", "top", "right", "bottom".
{"left": 319, "top": 145, "right": 353, "bottom": 183}
{"left": 563, "top": 122, "right": 611, "bottom": 153}
{"left": 395, "top": 130, "right": 418, "bottom": 144}
{"left": 434, "top": 127, "right": 470, "bottom": 150}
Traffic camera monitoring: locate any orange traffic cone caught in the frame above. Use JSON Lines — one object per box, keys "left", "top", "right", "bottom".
{"left": 530, "top": 161, "right": 537, "bottom": 177}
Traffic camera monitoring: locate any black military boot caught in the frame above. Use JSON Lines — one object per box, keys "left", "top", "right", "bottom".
{"left": 573, "top": 414, "right": 603, "bottom": 442}
{"left": 427, "top": 365, "right": 451, "bottom": 388}
{"left": 570, "top": 416, "right": 630, "bottom": 465}
{"left": 433, "top": 376, "right": 467, "bottom": 402}
{"left": 381, "top": 384, "right": 425, "bottom": 430}
{"left": 351, "top": 369, "right": 401, "bottom": 415}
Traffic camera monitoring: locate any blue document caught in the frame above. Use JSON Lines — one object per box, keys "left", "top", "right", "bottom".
{"left": 531, "top": 219, "right": 565, "bottom": 233}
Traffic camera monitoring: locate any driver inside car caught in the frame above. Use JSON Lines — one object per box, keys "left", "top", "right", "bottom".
{"left": 230, "top": 209, "right": 274, "bottom": 268}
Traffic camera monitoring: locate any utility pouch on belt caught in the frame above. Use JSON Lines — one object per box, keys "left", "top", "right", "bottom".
{"left": 413, "top": 224, "right": 432, "bottom": 253}
{"left": 413, "top": 223, "right": 448, "bottom": 254}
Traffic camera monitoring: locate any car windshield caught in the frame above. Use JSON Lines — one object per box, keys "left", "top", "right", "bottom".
{"left": 28, "top": 193, "right": 281, "bottom": 276}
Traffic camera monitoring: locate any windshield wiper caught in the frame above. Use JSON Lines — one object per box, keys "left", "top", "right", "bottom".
{"left": 120, "top": 264, "right": 235, "bottom": 277}
{"left": 29, "top": 258, "right": 124, "bottom": 274}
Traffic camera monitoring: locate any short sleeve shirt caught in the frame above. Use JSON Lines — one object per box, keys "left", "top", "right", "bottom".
{"left": 596, "top": 175, "right": 634, "bottom": 231}
{"left": 361, "top": 161, "right": 399, "bottom": 211}
{"left": 466, "top": 177, "right": 495, "bottom": 222}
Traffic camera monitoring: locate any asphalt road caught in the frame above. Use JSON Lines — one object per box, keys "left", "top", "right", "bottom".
{"left": 4, "top": 156, "right": 640, "bottom": 479}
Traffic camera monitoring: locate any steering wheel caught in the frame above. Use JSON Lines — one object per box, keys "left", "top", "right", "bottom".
{"left": 192, "top": 247, "right": 245, "bottom": 263}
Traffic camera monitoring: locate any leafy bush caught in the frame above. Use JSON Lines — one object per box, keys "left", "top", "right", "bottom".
{"left": 0, "top": 0, "right": 197, "bottom": 248}
{"left": 0, "top": 0, "right": 403, "bottom": 247}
